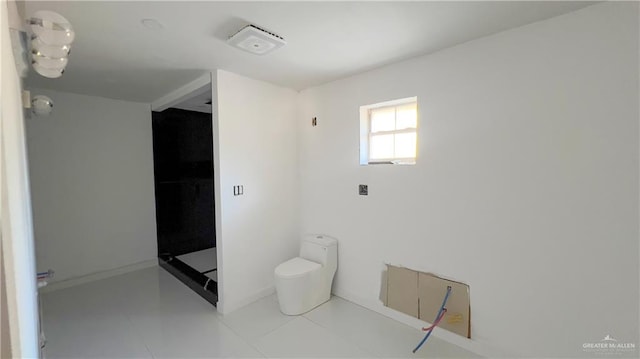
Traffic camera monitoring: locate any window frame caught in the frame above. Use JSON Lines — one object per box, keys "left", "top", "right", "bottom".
{"left": 360, "top": 97, "right": 418, "bottom": 165}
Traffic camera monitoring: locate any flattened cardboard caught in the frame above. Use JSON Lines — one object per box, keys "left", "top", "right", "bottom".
{"left": 418, "top": 272, "right": 470, "bottom": 338}
{"left": 386, "top": 265, "right": 419, "bottom": 318}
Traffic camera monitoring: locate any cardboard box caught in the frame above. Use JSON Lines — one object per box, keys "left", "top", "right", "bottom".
{"left": 386, "top": 265, "right": 419, "bottom": 318}
{"left": 418, "top": 272, "right": 470, "bottom": 338}
{"left": 384, "top": 265, "right": 471, "bottom": 339}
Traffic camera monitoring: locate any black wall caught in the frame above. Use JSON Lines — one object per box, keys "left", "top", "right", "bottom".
{"left": 152, "top": 108, "right": 215, "bottom": 256}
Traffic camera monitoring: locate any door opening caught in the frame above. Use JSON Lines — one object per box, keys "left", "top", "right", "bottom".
{"left": 151, "top": 85, "right": 217, "bottom": 305}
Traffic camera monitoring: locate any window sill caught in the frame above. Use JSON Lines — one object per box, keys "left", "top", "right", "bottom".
{"left": 365, "top": 160, "right": 416, "bottom": 166}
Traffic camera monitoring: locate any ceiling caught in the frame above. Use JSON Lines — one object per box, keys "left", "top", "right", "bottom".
{"left": 24, "top": 1, "right": 596, "bottom": 103}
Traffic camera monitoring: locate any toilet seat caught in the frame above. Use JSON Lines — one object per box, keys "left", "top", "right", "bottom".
{"left": 275, "top": 257, "right": 321, "bottom": 279}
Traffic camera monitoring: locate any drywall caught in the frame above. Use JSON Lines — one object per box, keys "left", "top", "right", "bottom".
{"left": 215, "top": 70, "right": 299, "bottom": 313}
{"left": 1, "top": 0, "right": 39, "bottom": 356}
{"left": 1, "top": 244, "right": 11, "bottom": 358}
{"left": 298, "top": 2, "right": 639, "bottom": 357}
{"left": 25, "top": 90, "right": 158, "bottom": 283}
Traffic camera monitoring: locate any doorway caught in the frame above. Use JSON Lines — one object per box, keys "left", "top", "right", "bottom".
{"left": 151, "top": 85, "right": 217, "bottom": 305}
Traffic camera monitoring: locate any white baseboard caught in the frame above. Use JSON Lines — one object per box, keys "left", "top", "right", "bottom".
{"left": 218, "top": 285, "right": 276, "bottom": 315}
{"left": 39, "top": 259, "right": 158, "bottom": 293}
{"left": 332, "top": 286, "right": 514, "bottom": 358}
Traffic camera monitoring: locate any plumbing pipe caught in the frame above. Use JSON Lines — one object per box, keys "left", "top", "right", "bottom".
{"left": 412, "top": 286, "right": 452, "bottom": 353}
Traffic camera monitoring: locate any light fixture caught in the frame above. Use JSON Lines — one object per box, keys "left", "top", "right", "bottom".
{"left": 32, "top": 37, "right": 70, "bottom": 58}
{"left": 32, "top": 52, "right": 68, "bottom": 68}
{"left": 28, "top": 10, "right": 74, "bottom": 45}
{"left": 27, "top": 10, "right": 75, "bottom": 78}
{"left": 227, "top": 24, "right": 286, "bottom": 55}
{"left": 31, "top": 95, "right": 54, "bottom": 116}
{"left": 31, "top": 62, "right": 64, "bottom": 79}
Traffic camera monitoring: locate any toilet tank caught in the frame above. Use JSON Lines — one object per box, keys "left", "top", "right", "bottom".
{"left": 300, "top": 235, "right": 337, "bottom": 266}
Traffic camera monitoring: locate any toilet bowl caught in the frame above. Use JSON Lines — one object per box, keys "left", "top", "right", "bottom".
{"left": 274, "top": 235, "right": 337, "bottom": 315}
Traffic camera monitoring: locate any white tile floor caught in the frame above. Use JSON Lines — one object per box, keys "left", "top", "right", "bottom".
{"left": 41, "top": 266, "right": 480, "bottom": 358}
{"left": 176, "top": 248, "right": 217, "bottom": 273}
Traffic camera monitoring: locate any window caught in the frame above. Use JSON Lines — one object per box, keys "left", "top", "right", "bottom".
{"left": 360, "top": 97, "right": 417, "bottom": 165}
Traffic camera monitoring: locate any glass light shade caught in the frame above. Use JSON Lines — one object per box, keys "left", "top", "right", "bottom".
{"left": 32, "top": 62, "right": 64, "bottom": 78}
{"left": 29, "top": 10, "right": 75, "bottom": 46}
{"left": 32, "top": 37, "right": 70, "bottom": 58}
{"left": 31, "top": 95, "right": 54, "bottom": 116}
{"left": 32, "top": 52, "right": 68, "bottom": 69}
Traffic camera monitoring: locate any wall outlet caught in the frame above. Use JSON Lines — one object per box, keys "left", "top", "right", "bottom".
{"left": 312, "top": 117, "right": 317, "bottom": 127}
{"left": 359, "top": 184, "right": 368, "bottom": 195}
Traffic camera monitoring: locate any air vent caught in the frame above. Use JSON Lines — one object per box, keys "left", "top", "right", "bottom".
{"left": 227, "top": 24, "right": 286, "bottom": 55}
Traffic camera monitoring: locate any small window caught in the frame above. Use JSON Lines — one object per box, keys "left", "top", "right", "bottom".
{"left": 360, "top": 97, "right": 417, "bottom": 165}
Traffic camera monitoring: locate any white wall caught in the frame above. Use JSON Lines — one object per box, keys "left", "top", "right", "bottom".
{"left": 216, "top": 70, "right": 299, "bottom": 313}
{"left": 298, "top": 2, "right": 639, "bottom": 357}
{"left": 25, "top": 90, "right": 158, "bottom": 283}
{"left": 1, "top": 1, "right": 39, "bottom": 356}
{"left": 1, "top": 242, "right": 12, "bottom": 358}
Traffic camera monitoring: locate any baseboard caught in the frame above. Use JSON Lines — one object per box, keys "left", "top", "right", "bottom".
{"left": 332, "top": 286, "right": 514, "bottom": 358}
{"left": 219, "top": 285, "right": 275, "bottom": 315}
{"left": 39, "top": 259, "right": 158, "bottom": 293}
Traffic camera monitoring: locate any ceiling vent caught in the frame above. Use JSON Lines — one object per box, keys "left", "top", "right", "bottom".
{"left": 227, "top": 24, "right": 286, "bottom": 55}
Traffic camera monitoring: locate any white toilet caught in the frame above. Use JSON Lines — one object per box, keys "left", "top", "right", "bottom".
{"left": 274, "top": 235, "right": 338, "bottom": 315}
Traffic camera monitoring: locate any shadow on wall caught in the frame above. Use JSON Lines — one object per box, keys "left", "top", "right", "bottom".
{"left": 379, "top": 265, "right": 388, "bottom": 306}
{"left": 25, "top": 68, "right": 210, "bottom": 103}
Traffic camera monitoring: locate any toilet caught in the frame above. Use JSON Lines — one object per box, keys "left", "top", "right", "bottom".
{"left": 274, "top": 235, "right": 338, "bottom": 315}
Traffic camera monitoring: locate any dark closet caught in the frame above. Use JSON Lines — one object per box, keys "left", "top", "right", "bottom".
{"left": 152, "top": 108, "right": 217, "bottom": 305}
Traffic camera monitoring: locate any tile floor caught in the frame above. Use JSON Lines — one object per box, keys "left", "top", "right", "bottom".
{"left": 175, "top": 248, "right": 217, "bottom": 273}
{"left": 41, "top": 266, "right": 479, "bottom": 358}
